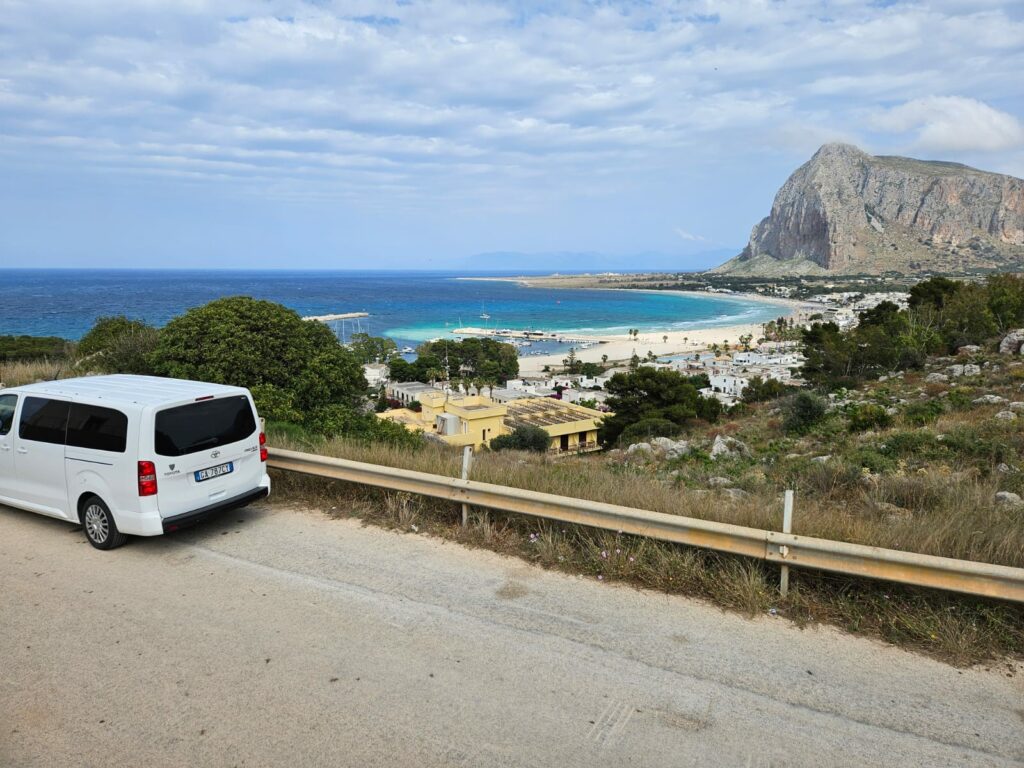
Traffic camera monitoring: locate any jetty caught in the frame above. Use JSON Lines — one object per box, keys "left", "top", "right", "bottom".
{"left": 451, "top": 326, "right": 612, "bottom": 344}
{"left": 302, "top": 312, "right": 369, "bottom": 322}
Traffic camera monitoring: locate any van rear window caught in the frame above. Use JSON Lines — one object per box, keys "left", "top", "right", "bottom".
{"left": 154, "top": 395, "right": 257, "bottom": 457}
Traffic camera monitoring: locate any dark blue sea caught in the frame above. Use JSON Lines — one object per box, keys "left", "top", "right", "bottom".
{"left": 0, "top": 270, "right": 785, "bottom": 355}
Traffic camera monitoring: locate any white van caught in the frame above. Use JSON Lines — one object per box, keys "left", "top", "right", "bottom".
{"left": 0, "top": 375, "right": 271, "bottom": 549}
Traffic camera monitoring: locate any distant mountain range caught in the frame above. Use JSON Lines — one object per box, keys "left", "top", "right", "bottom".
{"left": 463, "top": 249, "right": 737, "bottom": 274}
{"left": 713, "top": 143, "right": 1024, "bottom": 276}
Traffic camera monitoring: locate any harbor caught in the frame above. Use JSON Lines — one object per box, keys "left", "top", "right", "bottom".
{"left": 451, "top": 326, "right": 611, "bottom": 347}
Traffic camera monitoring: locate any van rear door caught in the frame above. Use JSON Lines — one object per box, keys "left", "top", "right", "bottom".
{"left": 152, "top": 394, "right": 262, "bottom": 518}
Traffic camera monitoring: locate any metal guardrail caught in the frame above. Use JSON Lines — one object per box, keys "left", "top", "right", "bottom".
{"left": 268, "top": 447, "right": 1024, "bottom": 603}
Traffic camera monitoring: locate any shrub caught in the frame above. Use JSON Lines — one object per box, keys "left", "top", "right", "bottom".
{"left": 903, "top": 399, "right": 945, "bottom": 426}
{"left": 308, "top": 404, "right": 423, "bottom": 449}
{"left": 150, "top": 297, "right": 366, "bottom": 421}
{"left": 0, "top": 335, "right": 69, "bottom": 361}
{"left": 741, "top": 376, "right": 791, "bottom": 403}
{"left": 78, "top": 316, "right": 153, "bottom": 356}
{"left": 847, "top": 404, "right": 892, "bottom": 432}
{"left": 77, "top": 315, "right": 159, "bottom": 374}
{"left": 619, "top": 418, "right": 682, "bottom": 445}
{"left": 490, "top": 425, "right": 551, "bottom": 453}
{"left": 782, "top": 392, "right": 827, "bottom": 435}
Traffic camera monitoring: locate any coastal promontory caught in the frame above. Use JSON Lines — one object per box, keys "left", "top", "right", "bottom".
{"left": 713, "top": 143, "right": 1024, "bottom": 276}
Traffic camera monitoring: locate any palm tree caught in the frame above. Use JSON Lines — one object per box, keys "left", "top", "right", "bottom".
{"left": 662, "top": 334, "right": 668, "bottom": 344}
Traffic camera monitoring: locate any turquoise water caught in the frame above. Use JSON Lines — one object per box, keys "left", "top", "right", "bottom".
{"left": 0, "top": 271, "right": 787, "bottom": 354}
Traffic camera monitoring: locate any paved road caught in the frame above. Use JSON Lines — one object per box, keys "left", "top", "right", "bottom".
{"left": 2, "top": 502, "right": 1022, "bottom": 768}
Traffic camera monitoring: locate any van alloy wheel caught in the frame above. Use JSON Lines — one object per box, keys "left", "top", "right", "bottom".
{"left": 80, "top": 495, "right": 127, "bottom": 550}
{"left": 84, "top": 503, "right": 108, "bottom": 544}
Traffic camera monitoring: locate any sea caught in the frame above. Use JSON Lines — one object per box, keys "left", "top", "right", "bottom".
{"left": 0, "top": 270, "right": 787, "bottom": 357}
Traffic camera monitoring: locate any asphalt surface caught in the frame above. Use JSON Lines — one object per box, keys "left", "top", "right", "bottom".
{"left": 2, "top": 501, "right": 1022, "bottom": 768}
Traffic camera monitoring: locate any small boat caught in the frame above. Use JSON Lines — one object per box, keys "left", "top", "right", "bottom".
{"left": 401, "top": 346, "right": 414, "bottom": 354}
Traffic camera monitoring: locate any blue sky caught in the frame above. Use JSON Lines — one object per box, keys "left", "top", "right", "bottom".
{"left": 1, "top": 0, "right": 1022, "bottom": 271}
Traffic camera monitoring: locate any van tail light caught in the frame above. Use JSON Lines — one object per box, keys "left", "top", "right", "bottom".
{"left": 138, "top": 461, "right": 158, "bottom": 496}
{"left": 259, "top": 432, "right": 268, "bottom": 462}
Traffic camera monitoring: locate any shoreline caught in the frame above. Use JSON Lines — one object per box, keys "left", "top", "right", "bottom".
{"left": 454, "top": 274, "right": 810, "bottom": 375}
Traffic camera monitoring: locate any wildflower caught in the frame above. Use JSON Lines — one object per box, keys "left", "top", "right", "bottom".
{"left": 597, "top": 575, "right": 604, "bottom": 581}
{"left": 615, "top": 548, "right": 621, "bottom": 555}
{"left": 628, "top": 556, "right": 635, "bottom": 562}
{"left": 600, "top": 550, "right": 608, "bottom": 559}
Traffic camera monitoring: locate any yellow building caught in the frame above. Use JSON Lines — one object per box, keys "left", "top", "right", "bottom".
{"left": 504, "top": 397, "right": 605, "bottom": 454}
{"left": 378, "top": 389, "right": 508, "bottom": 450}
{"left": 378, "top": 385, "right": 608, "bottom": 454}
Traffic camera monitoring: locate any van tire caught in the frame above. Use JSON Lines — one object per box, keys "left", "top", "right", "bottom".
{"left": 81, "top": 496, "right": 127, "bottom": 550}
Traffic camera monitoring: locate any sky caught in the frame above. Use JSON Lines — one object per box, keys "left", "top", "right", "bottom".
{"left": 1, "top": 0, "right": 1022, "bottom": 271}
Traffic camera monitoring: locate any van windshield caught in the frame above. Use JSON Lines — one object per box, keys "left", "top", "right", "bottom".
{"left": 155, "top": 395, "right": 257, "bottom": 457}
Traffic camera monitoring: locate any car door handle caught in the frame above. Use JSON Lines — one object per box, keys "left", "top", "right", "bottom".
{"left": 16, "top": 447, "right": 28, "bottom": 454}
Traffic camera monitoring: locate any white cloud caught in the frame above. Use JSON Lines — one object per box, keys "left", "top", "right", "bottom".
{"left": 872, "top": 96, "right": 1024, "bottom": 152}
{"left": 0, "top": 0, "right": 1021, "bottom": 209}
{"left": 675, "top": 228, "right": 708, "bottom": 242}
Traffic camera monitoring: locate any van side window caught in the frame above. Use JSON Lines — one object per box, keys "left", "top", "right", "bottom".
{"left": 66, "top": 403, "right": 129, "bottom": 453}
{"left": 19, "top": 397, "right": 70, "bottom": 445}
{"left": 0, "top": 394, "right": 17, "bottom": 436}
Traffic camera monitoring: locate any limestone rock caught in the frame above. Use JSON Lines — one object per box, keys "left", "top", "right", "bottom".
{"left": 995, "top": 410, "right": 1018, "bottom": 421}
{"left": 924, "top": 372, "right": 949, "bottom": 384}
{"left": 723, "top": 488, "right": 750, "bottom": 501}
{"left": 957, "top": 345, "right": 982, "bottom": 355}
{"left": 974, "top": 394, "right": 1008, "bottom": 405}
{"left": 707, "top": 476, "right": 734, "bottom": 487}
{"left": 710, "top": 434, "right": 750, "bottom": 460}
{"left": 626, "top": 442, "right": 652, "bottom": 455}
{"left": 995, "top": 491, "right": 1023, "bottom": 506}
{"left": 712, "top": 143, "right": 1024, "bottom": 276}
{"left": 999, "top": 329, "right": 1024, "bottom": 355}
{"left": 875, "top": 501, "right": 912, "bottom": 523}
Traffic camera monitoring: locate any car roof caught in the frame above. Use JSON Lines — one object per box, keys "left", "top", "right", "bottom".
{"left": 7, "top": 375, "right": 248, "bottom": 407}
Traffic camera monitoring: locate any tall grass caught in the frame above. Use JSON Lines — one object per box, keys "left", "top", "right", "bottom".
{"left": 0, "top": 358, "right": 76, "bottom": 388}
{"left": 267, "top": 426, "right": 1024, "bottom": 664}
{"left": 267, "top": 428, "right": 1024, "bottom": 569}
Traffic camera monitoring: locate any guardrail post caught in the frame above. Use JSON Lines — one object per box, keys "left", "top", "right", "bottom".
{"left": 780, "top": 489, "right": 794, "bottom": 597}
{"left": 460, "top": 446, "right": 473, "bottom": 527}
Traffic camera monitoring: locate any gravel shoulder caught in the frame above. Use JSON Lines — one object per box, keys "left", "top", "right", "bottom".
{"left": 1, "top": 501, "right": 1022, "bottom": 768}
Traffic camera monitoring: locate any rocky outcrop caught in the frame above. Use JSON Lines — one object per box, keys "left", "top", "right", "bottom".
{"left": 713, "top": 143, "right": 1024, "bottom": 276}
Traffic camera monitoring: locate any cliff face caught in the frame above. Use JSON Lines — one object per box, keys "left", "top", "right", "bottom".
{"left": 714, "top": 143, "right": 1024, "bottom": 275}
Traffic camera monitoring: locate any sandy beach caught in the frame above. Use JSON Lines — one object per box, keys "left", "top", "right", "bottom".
{"left": 460, "top": 279, "right": 815, "bottom": 375}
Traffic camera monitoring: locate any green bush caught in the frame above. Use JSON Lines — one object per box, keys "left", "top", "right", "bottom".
{"left": 741, "top": 376, "right": 791, "bottom": 403}
{"left": 78, "top": 316, "right": 152, "bottom": 356}
{"left": 0, "top": 335, "right": 69, "bottom": 361}
{"left": 308, "top": 404, "right": 423, "bottom": 449}
{"left": 902, "top": 399, "right": 945, "bottom": 426}
{"left": 150, "top": 297, "right": 365, "bottom": 422}
{"left": 782, "top": 392, "right": 827, "bottom": 435}
{"left": 76, "top": 315, "right": 159, "bottom": 374}
{"left": 847, "top": 404, "right": 892, "bottom": 432}
{"left": 619, "top": 418, "right": 682, "bottom": 445}
{"left": 490, "top": 425, "right": 551, "bottom": 453}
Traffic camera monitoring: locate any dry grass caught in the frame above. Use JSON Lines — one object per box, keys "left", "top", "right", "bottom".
{"left": 0, "top": 358, "right": 76, "bottom": 388}
{"left": 267, "top": 430, "right": 1024, "bottom": 666}
{"left": 268, "top": 429, "right": 1024, "bottom": 569}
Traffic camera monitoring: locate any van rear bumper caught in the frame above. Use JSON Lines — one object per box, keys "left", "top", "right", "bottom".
{"left": 161, "top": 487, "right": 270, "bottom": 533}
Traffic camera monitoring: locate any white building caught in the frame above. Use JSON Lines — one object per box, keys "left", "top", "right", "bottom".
{"left": 362, "top": 363, "right": 389, "bottom": 388}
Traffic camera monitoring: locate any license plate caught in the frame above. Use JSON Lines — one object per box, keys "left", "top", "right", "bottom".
{"left": 195, "top": 462, "right": 233, "bottom": 482}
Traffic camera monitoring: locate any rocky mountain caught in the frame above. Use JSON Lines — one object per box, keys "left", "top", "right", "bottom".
{"left": 713, "top": 143, "right": 1024, "bottom": 276}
